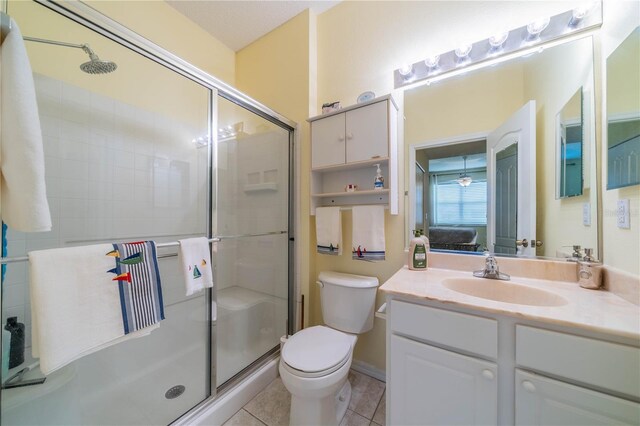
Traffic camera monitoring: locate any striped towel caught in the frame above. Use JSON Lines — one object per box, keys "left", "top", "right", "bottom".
{"left": 107, "top": 241, "right": 165, "bottom": 334}
{"left": 29, "top": 242, "right": 163, "bottom": 375}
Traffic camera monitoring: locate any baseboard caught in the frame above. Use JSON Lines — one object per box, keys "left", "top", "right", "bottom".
{"left": 175, "top": 357, "right": 279, "bottom": 426}
{"left": 351, "top": 358, "right": 386, "bottom": 382}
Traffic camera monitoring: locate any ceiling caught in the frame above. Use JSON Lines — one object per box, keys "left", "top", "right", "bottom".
{"left": 166, "top": 0, "right": 340, "bottom": 52}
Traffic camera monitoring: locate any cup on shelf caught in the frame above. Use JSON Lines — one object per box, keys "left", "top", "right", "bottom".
{"left": 345, "top": 184, "right": 358, "bottom": 192}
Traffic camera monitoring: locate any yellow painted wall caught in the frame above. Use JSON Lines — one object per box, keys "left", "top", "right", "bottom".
{"left": 405, "top": 62, "right": 525, "bottom": 145}
{"left": 235, "top": 10, "right": 317, "bottom": 329}
{"left": 601, "top": 0, "right": 640, "bottom": 275}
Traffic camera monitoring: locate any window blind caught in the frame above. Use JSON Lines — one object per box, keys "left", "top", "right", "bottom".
{"left": 431, "top": 173, "right": 487, "bottom": 225}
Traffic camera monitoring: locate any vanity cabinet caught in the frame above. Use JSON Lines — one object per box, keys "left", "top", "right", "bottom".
{"left": 309, "top": 95, "right": 399, "bottom": 214}
{"left": 389, "top": 334, "right": 497, "bottom": 425}
{"left": 386, "top": 298, "right": 640, "bottom": 426}
{"left": 515, "top": 370, "right": 640, "bottom": 425}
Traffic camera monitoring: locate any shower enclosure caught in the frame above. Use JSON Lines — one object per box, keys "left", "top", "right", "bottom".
{"left": 0, "top": 1, "right": 294, "bottom": 424}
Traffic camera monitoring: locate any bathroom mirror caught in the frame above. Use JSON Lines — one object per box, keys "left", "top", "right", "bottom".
{"left": 556, "top": 88, "right": 584, "bottom": 198}
{"left": 606, "top": 26, "right": 640, "bottom": 190}
{"left": 406, "top": 35, "right": 598, "bottom": 259}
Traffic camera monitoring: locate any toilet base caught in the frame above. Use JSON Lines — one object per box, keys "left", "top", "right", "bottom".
{"left": 289, "top": 380, "right": 351, "bottom": 426}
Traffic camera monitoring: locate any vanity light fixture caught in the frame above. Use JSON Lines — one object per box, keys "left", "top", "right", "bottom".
{"left": 393, "top": 0, "right": 602, "bottom": 89}
{"left": 192, "top": 136, "right": 210, "bottom": 148}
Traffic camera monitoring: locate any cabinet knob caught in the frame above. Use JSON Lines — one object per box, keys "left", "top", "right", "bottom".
{"left": 346, "top": 133, "right": 354, "bottom": 140}
{"left": 522, "top": 380, "right": 536, "bottom": 393}
{"left": 338, "top": 135, "right": 345, "bottom": 142}
{"left": 481, "top": 369, "right": 494, "bottom": 380}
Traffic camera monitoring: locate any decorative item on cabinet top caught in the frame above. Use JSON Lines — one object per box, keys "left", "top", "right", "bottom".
{"left": 308, "top": 95, "right": 399, "bottom": 215}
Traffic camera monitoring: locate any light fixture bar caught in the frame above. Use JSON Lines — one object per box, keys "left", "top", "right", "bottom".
{"left": 394, "top": 2, "right": 602, "bottom": 89}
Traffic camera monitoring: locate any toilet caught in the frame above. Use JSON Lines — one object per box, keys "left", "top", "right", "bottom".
{"left": 279, "top": 271, "right": 379, "bottom": 426}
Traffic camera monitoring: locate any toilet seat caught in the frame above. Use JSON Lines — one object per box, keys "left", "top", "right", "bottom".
{"left": 282, "top": 326, "right": 353, "bottom": 378}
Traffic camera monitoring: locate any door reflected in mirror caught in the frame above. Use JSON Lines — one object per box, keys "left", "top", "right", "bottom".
{"left": 607, "top": 26, "right": 640, "bottom": 190}
{"left": 557, "top": 88, "right": 584, "bottom": 198}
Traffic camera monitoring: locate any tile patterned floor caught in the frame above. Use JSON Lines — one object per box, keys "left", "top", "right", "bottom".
{"left": 223, "top": 370, "right": 386, "bottom": 426}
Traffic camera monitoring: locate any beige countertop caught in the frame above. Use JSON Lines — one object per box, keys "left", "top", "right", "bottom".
{"left": 380, "top": 266, "right": 640, "bottom": 340}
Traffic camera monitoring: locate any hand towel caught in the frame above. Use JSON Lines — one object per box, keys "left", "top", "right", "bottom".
{"left": 178, "top": 237, "right": 213, "bottom": 296}
{"left": 0, "top": 18, "right": 52, "bottom": 232}
{"left": 29, "top": 241, "right": 164, "bottom": 375}
{"left": 352, "top": 205, "right": 386, "bottom": 261}
{"left": 316, "top": 207, "right": 342, "bottom": 255}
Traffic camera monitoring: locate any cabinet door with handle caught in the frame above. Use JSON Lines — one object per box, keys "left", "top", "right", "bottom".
{"left": 515, "top": 370, "right": 640, "bottom": 425}
{"left": 389, "top": 334, "right": 498, "bottom": 425}
{"left": 311, "top": 113, "right": 346, "bottom": 169}
{"left": 345, "top": 100, "right": 388, "bottom": 163}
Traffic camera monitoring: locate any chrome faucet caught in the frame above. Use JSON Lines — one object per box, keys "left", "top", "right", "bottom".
{"left": 473, "top": 254, "right": 510, "bottom": 280}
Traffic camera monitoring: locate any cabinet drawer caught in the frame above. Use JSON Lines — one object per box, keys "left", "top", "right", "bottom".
{"left": 390, "top": 300, "right": 497, "bottom": 359}
{"left": 515, "top": 370, "right": 640, "bottom": 425}
{"left": 516, "top": 325, "right": 640, "bottom": 398}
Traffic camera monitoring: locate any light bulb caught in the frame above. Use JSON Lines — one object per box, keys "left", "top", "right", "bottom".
{"left": 570, "top": 3, "right": 595, "bottom": 26}
{"left": 424, "top": 55, "right": 440, "bottom": 68}
{"left": 489, "top": 32, "right": 509, "bottom": 49}
{"left": 455, "top": 44, "right": 472, "bottom": 59}
{"left": 398, "top": 63, "right": 413, "bottom": 77}
{"left": 527, "top": 17, "right": 550, "bottom": 38}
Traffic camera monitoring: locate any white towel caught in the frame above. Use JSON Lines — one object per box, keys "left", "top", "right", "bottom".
{"left": 29, "top": 244, "right": 160, "bottom": 375}
{"left": 316, "top": 207, "right": 342, "bottom": 255}
{"left": 179, "top": 237, "right": 213, "bottom": 296}
{"left": 0, "top": 19, "right": 52, "bottom": 232}
{"left": 352, "top": 205, "right": 385, "bottom": 261}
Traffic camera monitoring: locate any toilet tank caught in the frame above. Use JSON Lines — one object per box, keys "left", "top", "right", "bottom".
{"left": 318, "top": 271, "right": 379, "bottom": 334}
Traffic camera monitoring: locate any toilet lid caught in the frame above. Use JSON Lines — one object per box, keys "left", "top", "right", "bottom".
{"left": 282, "top": 326, "right": 352, "bottom": 373}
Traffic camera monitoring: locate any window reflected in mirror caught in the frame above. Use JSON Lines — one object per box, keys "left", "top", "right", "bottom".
{"left": 415, "top": 140, "right": 487, "bottom": 253}
{"left": 557, "top": 88, "right": 584, "bottom": 198}
{"left": 607, "top": 26, "right": 640, "bottom": 190}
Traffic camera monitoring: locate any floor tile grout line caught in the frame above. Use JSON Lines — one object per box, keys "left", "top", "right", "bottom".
{"left": 370, "top": 387, "right": 385, "bottom": 422}
{"left": 242, "top": 408, "right": 269, "bottom": 426}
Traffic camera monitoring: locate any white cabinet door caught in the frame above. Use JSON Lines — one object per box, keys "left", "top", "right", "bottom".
{"left": 311, "top": 113, "right": 345, "bottom": 169}
{"left": 345, "top": 100, "right": 388, "bottom": 163}
{"left": 515, "top": 370, "right": 640, "bottom": 425}
{"left": 389, "top": 334, "right": 498, "bottom": 425}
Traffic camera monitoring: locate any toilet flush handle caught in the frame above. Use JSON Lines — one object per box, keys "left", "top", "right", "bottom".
{"left": 316, "top": 280, "right": 324, "bottom": 288}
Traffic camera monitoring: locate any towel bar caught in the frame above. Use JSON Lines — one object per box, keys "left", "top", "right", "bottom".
{"left": 0, "top": 237, "right": 221, "bottom": 264}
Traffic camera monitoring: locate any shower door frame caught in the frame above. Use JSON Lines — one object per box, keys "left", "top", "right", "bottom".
{"left": 3, "top": 0, "right": 297, "bottom": 421}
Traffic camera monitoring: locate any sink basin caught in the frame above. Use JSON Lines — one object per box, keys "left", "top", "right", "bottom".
{"left": 442, "top": 278, "right": 568, "bottom": 307}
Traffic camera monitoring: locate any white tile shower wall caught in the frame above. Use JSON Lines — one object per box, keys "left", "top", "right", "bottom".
{"left": 2, "top": 74, "right": 209, "bottom": 346}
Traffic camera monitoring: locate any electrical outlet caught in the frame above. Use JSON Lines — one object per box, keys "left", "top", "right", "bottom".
{"left": 617, "top": 199, "right": 630, "bottom": 229}
{"left": 582, "top": 203, "right": 591, "bottom": 226}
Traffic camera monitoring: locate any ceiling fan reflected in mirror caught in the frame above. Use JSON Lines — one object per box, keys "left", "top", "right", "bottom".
{"left": 456, "top": 156, "right": 473, "bottom": 187}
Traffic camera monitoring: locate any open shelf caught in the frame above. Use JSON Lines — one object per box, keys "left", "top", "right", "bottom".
{"left": 312, "top": 189, "right": 390, "bottom": 198}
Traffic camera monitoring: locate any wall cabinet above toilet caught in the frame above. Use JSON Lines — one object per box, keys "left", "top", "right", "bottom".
{"left": 309, "top": 96, "right": 399, "bottom": 214}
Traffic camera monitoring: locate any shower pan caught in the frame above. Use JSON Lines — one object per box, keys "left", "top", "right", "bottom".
{"left": 0, "top": 1, "right": 295, "bottom": 424}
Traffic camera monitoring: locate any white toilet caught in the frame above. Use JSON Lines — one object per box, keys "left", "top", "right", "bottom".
{"left": 279, "top": 271, "right": 379, "bottom": 426}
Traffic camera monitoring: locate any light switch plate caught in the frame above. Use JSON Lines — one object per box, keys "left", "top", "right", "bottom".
{"left": 617, "top": 199, "right": 630, "bottom": 229}
{"left": 582, "top": 203, "right": 591, "bottom": 226}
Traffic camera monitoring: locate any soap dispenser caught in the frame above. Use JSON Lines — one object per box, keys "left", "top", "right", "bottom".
{"left": 578, "top": 248, "right": 603, "bottom": 290}
{"left": 374, "top": 164, "right": 384, "bottom": 190}
{"left": 408, "top": 230, "right": 427, "bottom": 270}
{"left": 4, "top": 317, "right": 25, "bottom": 369}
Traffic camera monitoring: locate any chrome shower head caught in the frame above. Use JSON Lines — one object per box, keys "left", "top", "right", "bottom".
{"left": 80, "top": 44, "right": 117, "bottom": 75}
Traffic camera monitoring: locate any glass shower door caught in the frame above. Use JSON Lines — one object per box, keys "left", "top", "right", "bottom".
{"left": 1, "top": 1, "right": 212, "bottom": 424}
{"left": 214, "top": 97, "right": 291, "bottom": 387}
